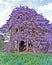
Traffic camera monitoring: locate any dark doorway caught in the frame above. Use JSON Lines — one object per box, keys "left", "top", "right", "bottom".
{"left": 19, "top": 41, "right": 26, "bottom": 51}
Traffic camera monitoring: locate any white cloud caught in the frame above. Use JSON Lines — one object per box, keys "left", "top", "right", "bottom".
{"left": 0, "top": 0, "right": 4, "bottom": 4}
{"left": 4, "top": 1, "right": 9, "bottom": 6}
{"left": 32, "top": 0, "right": 39, "bottom": 2}
{"left": 38, "top": 3, "right": 52, "bottom": 11}
{"left": 0, "top": 8, "right": 12, "bottom": 27}
{"left": 40, "top": 0, "right": 43, "bottom": 2}
{"left": 37, "top": 3, "right": 52, "bottom": 24}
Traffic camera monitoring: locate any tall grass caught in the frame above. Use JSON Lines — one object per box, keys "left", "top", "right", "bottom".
{"left": 0, "top": 52, "right": 52, "bottom": 65}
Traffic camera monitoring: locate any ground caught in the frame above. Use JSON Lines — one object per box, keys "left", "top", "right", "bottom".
{"left": 0, "top": 52, "right": 52, "bottom": 65}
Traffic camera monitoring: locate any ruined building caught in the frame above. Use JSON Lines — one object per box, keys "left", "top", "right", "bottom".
{"left": 1, "top": 6, "right": 52, "bottom": 53}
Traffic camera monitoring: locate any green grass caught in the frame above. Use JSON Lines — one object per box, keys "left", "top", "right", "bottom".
{"left": 0, "top": 52, "right": 52, "bottom": 65}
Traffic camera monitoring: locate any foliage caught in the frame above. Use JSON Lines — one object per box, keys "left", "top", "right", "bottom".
{"left": 0, "top": 6, "right": 52, "bottom": 53}
{"left": 0, "top": 42, "right": 8, "bottom": 50}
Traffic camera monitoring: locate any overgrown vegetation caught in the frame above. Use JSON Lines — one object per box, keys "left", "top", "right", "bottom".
{"left": 0, "top": 52, "right": 52, "bottom": 65}
{"left": 0, "top": 42, "right": 8, "bottom": 50}
{"left": 1, "top": 6, "right": 52, "bottom": 53}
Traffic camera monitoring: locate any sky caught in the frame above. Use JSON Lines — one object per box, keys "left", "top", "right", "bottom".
{"left": 0, "top": 0, "right": 52, "bottom": 27}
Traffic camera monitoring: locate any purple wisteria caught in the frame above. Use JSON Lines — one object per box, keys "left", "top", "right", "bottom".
{"left": 1, "top": 6, "right": 52, "bottom": 53}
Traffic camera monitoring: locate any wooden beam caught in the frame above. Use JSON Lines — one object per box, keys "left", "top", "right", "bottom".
{"left": 17, "top": 41, "right": 19, "bottom": 52}
{"left": 26, "top": 39, "right": 28, "bottom": 51}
